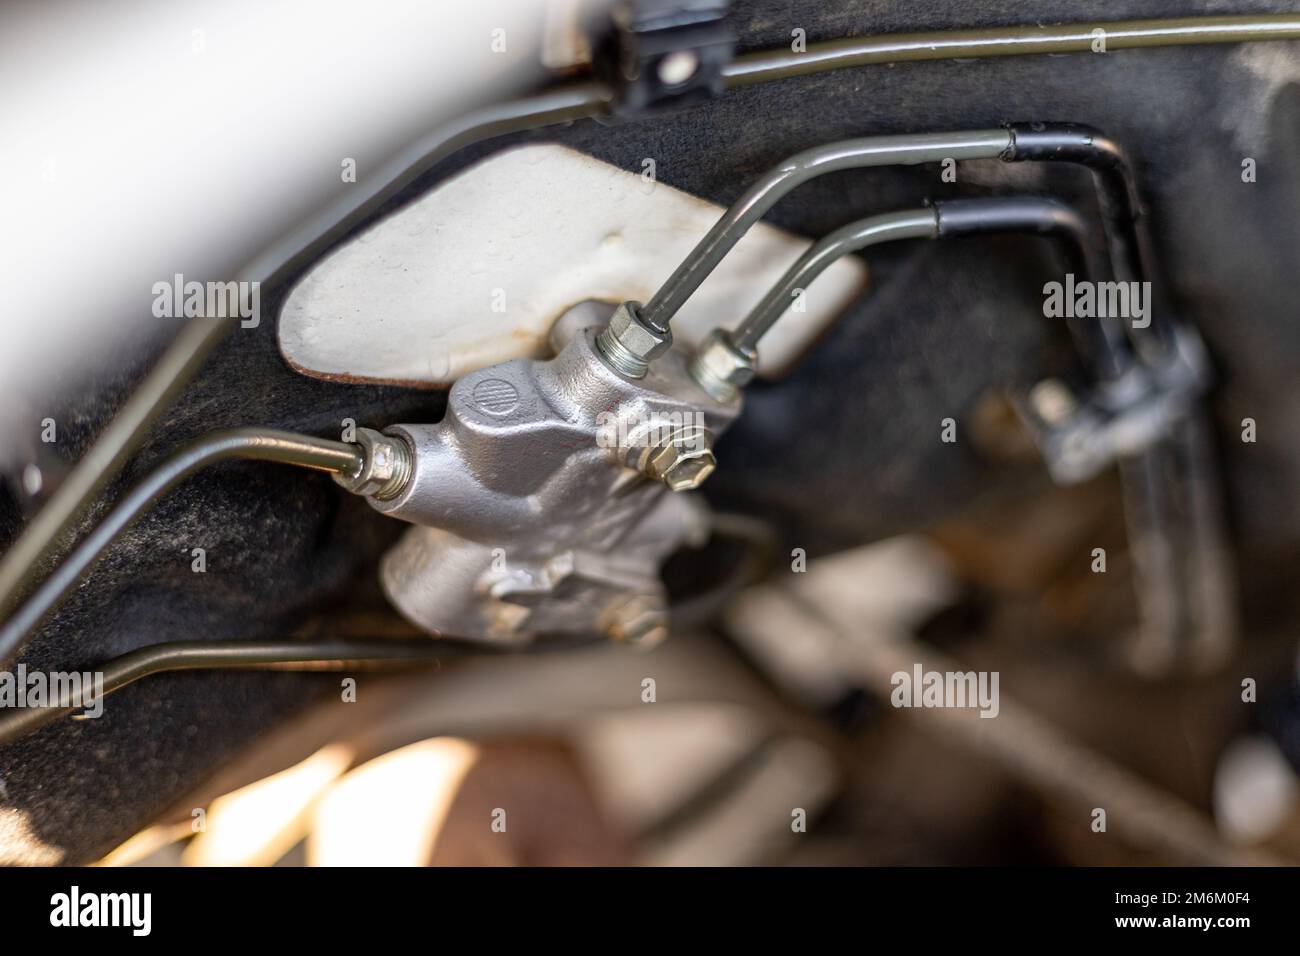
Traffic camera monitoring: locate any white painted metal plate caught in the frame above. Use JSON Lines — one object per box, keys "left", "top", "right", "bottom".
{"left": 279, "top": 143, "right": 868, "bottom": 386}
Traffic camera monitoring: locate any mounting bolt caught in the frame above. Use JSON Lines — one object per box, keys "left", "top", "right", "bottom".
{"left": 639, "top": 425, "right": 716, "bottom": 492}
{"left": 334, "top": 427, "right": 412, "bottom": 501}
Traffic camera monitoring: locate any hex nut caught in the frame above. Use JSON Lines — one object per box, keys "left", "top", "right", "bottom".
{"left": 608, "top": 301, "right": 671, "bottom": 360}
{"left": 596, "top": 301, "right": 672, "bottom": 377}
{"left": 689, "top": 329, "right": 756, "bottom": 401}
{"left": 641, "top": 426, "right": 716, "bottom": 492}
{"left": 333, "top": 427, "right": 412, "bottom": 500}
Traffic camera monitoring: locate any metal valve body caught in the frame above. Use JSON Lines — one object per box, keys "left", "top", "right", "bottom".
{"left": 365, "top": 306, "right": 740, "bottom": 645}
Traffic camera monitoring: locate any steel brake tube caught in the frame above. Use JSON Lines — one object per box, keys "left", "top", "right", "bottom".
{"left": 731, "top": 198, "right": 1207, "bottom": 669}
{"left": 0, "top": 639, "right": 474, "bottom": 748}
{"left": 642, "top": 122, "right": 1164, "bottom": 345}
{"left": 931, "top": 196, "right": 1127, "bottom": 380}
{"left": 933, "top": 196, "right": 1217, "bottom": 666}
{"left": 733, "top": 197, "right": 1128, "bottom": 380}
{"left": 0, "top": 429, "right": 364, "bottom": 670}
{"left": 1003, "top": 122, "right": 1176, "bottom": 360}
{"left": 724, "top": 14, "right": 1300, "bottom": 86}
{"left": 731, "top": 209, "right": 941, "bottom": 352}
{"left": 639, "top": 130, "right": 1015, "bottom": 332}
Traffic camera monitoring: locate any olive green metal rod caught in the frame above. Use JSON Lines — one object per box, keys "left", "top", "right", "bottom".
{"left": 0, "top": 429, "right": 364, "bottom": 670}
{"left": 730, "top": 197, "right": 1124, "bottom": 380}
{"left": 733, "top": 208, "right": 940, "bottom": 351}
{"left": 650, "top": 12, "right": 1300, "bottom": 331}
{"left": 639, "top": 130, "right": 1015, "bottom": 331}
{"left": 724, "top": 14, "right": 1300, "bottom": 86}
{"left": 0, "top": 638, "right": 469, "bottom": 747}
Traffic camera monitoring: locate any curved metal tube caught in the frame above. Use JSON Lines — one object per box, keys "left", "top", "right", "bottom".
{"left": 640, "top": 130, "right": 1015, "bottom": 331}
{"left": 0, "top": 638, "right": 474, "bottom": 747}
{"left": 729, "top": 194, "right": 1234, "bottom": 671}
{"left": 734, "top": 197, "right": 1128, "bottom": 379}
{"left": 999, "top": 126, "right": 1237, "bottom": 669}
{"left": 639, "top": 113, "right": 1241, "bottom": 370}
{"left": 0, "top": 429, "right": 364, "bottom": 669}
{"left": 642, "top": 121, "right": 1177, "bottom": 343}
{"left": 932, "top": 196, "right": 1126, "bottom": 380}
{"left": 1004, "top": 122, "right": 1175, "bottom": 361}
{"left": 733, "top": 209, "right": 940, "bottom": 352}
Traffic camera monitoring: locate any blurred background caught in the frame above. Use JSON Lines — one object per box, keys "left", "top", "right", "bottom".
{"left": 4, "top": 0, "right": 1300, "bottom": 867}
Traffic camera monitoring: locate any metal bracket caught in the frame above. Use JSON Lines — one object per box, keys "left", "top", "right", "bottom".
{"left": 1016, "top": 326, "right": 1211, "bottom": 485}
{"left": 595, "top": 0, "right": 733, "bottom": 115}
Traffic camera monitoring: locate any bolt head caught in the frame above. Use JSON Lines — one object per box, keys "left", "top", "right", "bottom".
{"left": 644, "top": 433, "right": 716, "bottom": 492}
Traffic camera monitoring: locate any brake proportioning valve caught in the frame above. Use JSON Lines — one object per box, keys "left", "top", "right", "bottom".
{"left": 338, "top": 301, "right": 740, "bottom": 646}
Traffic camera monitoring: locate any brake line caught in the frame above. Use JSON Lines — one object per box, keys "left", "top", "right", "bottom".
{"left": 727, "top": 197, "right": 1123, "bottom": 379}
{"left": 642, "top": 121, "right": 1187, "bottom": 344}
{"left": 692, "top": 190, "right": 1231, "bottom": 670}
{"left": 0, "top": 639, "right": 479, "bottom": 748}
{"left": 0, "top": 430, "right": 364, "bottom": 670}
{"left": 1002, "top": 122, "right": 1179, "bottom": 363}
{"left": 640, "top": 129, "right": 1016, "bottom": 332}
{"left": 641, "top": 119, "right": 1237, "bottom": 670}
{"left": 724, "top": 14, "right": 1300, "bottom": 87}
